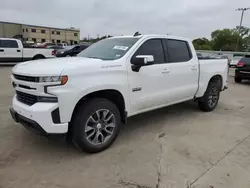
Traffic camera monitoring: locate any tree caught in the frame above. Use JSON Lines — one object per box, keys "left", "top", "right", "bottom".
{"left": 192, "top": 37, "right": 212, "bottom": 50}
{"left": 243, "top": 36, "right": 250, "bottom": 51}
{"left": 211, "top": 29, "right": 243, "bottom": 51}
{"left": 234, "top": 26, "right": 250, "bottom": 37}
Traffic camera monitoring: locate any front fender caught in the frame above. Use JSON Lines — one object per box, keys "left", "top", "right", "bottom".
{"left": 48, "top": 84, "right": 129, "bottom": 123}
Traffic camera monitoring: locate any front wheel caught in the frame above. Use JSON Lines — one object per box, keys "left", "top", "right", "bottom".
{"left": 71, "top": 98, "right": 121, "bottom": 153}
{"left": 198, "top": 82, "right": 220, "bottom": 112}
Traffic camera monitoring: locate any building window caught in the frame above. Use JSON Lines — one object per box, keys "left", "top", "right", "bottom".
{"left": 52, "top": 39, "right": 55, "bottom": 43}
{"left": 56, "top": 31, "right": 60, "bottom": 35}
{"left": 52, "top": 31, "right": 55, "bottom": 34}
{"left": 74, "top": 41, "right": 78, "bottom": 44}
{"left": 41, "top": 39, "right": 46, "bottom": 42}
{"left": 22, "top": 29, "right": 25, "bottom": 32}
{"left": 26, "top": 28, "right": 28, "bottom": 32}
{"left": 32, "top": 38, "right": 37, "bottom": 42}
{"left": 74, "top": 33, "right": 78, "bottom": 36}
{"left": 41, "top": 30, "right": 46, "bottom": 33}
{"left": 57, "top": 40, "right": 61, "bottom": 43}
{"left": 31, "top": 29, "right": 36, "bottom": 33}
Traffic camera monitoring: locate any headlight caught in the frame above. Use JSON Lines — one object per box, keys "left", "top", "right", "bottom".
{"left": 60, "top": 51, "right": 64, "bottom": 54}
{"left": 39, "top": 75, "right": 68, "bottom": 85}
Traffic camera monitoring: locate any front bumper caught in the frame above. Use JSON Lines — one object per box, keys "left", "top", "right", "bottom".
{"left": 11, "top": 96, "right": 68, "bottom": 134}
{"left": 235, "top": 69, "right": 250, "bottom": 79}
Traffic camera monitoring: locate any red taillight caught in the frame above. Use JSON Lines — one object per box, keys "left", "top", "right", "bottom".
{"left": 52, "top": 50, "right": 55, "bottom": 56}
{"left": 237, "top": 61, "right": 245, "bottom": 67}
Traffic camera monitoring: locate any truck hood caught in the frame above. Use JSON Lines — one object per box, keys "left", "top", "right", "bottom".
{"left": 12, "top": 57, "right": 106, "bottom": 76}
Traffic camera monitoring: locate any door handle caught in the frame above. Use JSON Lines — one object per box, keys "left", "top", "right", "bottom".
{"left": 0, "top": 49, "right": 4, "bottom": 52}
{"left": 191, "top": 66, "right": 197, "bottom": 70}
{"left": 162, "top": 68, "right": 170, "bottom": 74}
{"left": 17, "top": 50, "right": 21, "bottom": 52}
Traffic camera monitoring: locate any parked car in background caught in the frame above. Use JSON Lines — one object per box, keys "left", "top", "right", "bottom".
{"left": 230, "top": 54, "right": 244, "bottom": 67}
{"left": 196, "top": 53, "right": 203, "bottom": 58}
{"left": 47, "top": 45, "right": 64, "bottom": 53}
{"left": 10, "top": 34, "right": 228, "bottom": 153}
{"left": 56, "top": 44, "right": 89, "bottom": 57}
{"left": 38, "top": 42, "right": 56, "bottom": 48}
{"left": 57, "top": 43, "right": 68, "bottom": 47}
{"left": 0, "top": 38, "right": 55, "bottom": 63}
{"left": 235, "top": 55, "right": 250, "bottom": 83}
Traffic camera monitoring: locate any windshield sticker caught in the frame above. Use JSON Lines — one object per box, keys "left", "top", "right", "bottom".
{"left": 113, "top": 45, "right": 129, "bottom": 51}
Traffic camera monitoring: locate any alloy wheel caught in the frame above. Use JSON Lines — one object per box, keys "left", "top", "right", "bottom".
{"left": 208, "top": 86, "right": 219, "bottom": 108}
{"left": 85, "top": 109, "right": 116, "bottom": 145}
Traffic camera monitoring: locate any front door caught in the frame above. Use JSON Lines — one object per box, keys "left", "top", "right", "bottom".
{"left": 128, "top": 39, "right": 170, "bottom": 114}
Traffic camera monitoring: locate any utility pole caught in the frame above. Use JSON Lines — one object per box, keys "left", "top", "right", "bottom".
{"left": 235, "top": 7, "right": 250, "bottom": 51}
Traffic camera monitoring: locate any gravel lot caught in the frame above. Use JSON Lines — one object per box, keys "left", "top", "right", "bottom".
{"left": 0, "top": 67, "right": 250, "bottom": 188}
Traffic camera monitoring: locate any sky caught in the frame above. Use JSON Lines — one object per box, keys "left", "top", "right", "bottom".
{"left": 0, "top": 0, "right": 250, "bottom": 39}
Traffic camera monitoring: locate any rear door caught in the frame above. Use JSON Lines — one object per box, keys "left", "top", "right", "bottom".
{"left": 0, "top": 39, "right": 22, "bottom": 62}
{"left": 163, "top": 39, "right": 199, "bottom": 102}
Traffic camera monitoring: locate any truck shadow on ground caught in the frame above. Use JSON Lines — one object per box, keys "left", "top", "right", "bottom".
{"left": 23, "top": 100, "right": 199, "bottom": 151}
{"left": 1, "top": 100, "right": 219, "bottom": 171}
{"left": 120, "top": 100, "right": 199, "bottom": 136}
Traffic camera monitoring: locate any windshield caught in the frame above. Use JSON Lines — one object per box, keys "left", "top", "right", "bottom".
{"left": 78, "top": 37, "right": 139, "bottom": 60}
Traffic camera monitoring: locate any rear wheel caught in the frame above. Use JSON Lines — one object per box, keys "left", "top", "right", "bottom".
{"left": 71, "top": 98, "right": 121, "bottom": 153}
{"left": 234, "top": 77, "right": 242, "bottom": 83}
{"left": 198, "top": 82, "right": 220, "bottom": 112}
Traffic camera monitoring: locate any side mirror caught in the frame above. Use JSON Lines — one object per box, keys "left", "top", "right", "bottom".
{"left": 131, "top": 55, "right": 154, "bottom": 66}
{"left": 131, "top": 55, "right": 154, "bottom": 72}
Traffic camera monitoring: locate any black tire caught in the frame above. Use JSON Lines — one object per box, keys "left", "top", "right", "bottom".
{"left": 198, "top": 82, "right": 220, "bottom": 112}
{"left": 235, "top": 77, "right": 242, "bottom": 83}
{"left": 71, "top": 98, "right": 121, "bottom": 153}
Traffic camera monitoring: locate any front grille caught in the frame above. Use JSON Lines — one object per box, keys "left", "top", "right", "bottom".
{"left": 13, "top": 74, "right": 39, "bottom": 82}
{"left": 16, "top": 91, "right": 38, "bottom": 106}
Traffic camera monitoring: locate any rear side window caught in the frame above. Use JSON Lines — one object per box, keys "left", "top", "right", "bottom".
{"left": 166, "top": 39, "right": 192, "bottom": 62}
{"left": 133, "top": 39, "right": 165, "bottom": 63}
{"left": 1, "top": 40, "right": 18, "bottom": 48}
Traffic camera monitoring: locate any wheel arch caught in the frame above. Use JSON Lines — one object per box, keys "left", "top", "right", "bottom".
{"left": 196, "top": 74, "right": 223, "bottom": 98}
{"left": 32, "top": 54, "right": 45, "bottom": 60}
{"left": 208, "top": 74, "right": 223, "bottom": 89}
{"left": 70, "top": 89, "right": 127, "bottom": 124}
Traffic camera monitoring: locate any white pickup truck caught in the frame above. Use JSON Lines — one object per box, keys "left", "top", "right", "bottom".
{"left": 0, "top": 38, "right": 55, "bottom": 63}
{"left": 10, "top": 34, "right": 228, "bottom": 153}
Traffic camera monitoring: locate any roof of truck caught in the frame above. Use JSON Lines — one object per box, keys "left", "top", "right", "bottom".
{"left": 0, "top": 38, "right": 20, "bottom": 40}
{"left": 111, "top": 34, "right": 190, "bottom": 42}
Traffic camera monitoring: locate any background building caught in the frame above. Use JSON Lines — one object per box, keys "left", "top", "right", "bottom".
{"left": 0, "top": 21, "right": 80, "bottom": 45}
